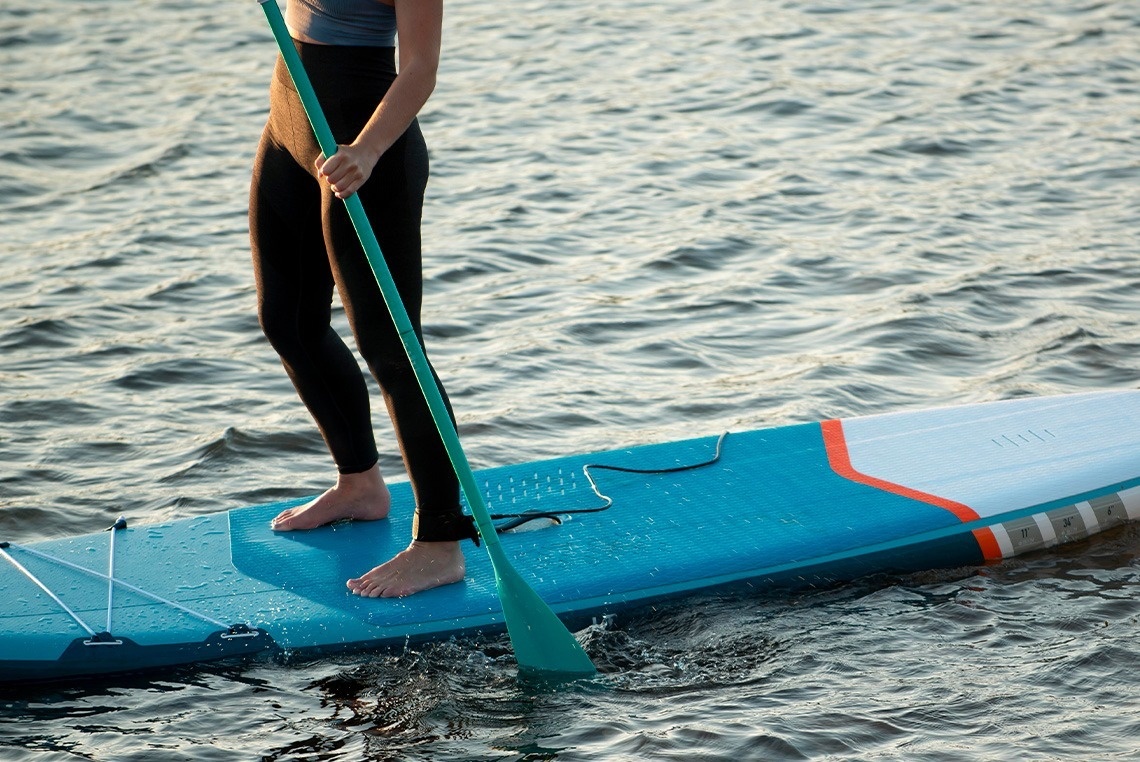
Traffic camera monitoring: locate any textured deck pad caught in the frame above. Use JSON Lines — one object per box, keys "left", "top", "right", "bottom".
{"left": 228, "top": 501, "right": 500, "bottom": 649}
{"left": 225, "top": 422, "right": 974, "bottom": 651}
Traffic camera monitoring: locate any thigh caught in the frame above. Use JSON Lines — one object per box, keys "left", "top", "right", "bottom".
{"left": 250, "top": 130, "right": 334, "bottom": 328}
{"left": 325, "top": 123, "right": 430, "bottom": 355}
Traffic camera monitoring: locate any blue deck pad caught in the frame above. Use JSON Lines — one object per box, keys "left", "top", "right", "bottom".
{"left": 228, "top": 501, "right": 503, "bottom": 649}
{"left": 225, "top": 423, "right": 980, "bottom": 650}
{"left": 459, "top": 424, "right": 977, "bottom": 601}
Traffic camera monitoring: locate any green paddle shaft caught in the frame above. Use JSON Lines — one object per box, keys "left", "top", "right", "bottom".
{"left": 255, "top": 0, "right": 594, "bottom": 677}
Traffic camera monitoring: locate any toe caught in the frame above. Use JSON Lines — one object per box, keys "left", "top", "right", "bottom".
{"left": 361, "top": 581, "right": 384, "bottom": 598}
{"left": 270, "top": 510, "right": 297, "bottom": 530}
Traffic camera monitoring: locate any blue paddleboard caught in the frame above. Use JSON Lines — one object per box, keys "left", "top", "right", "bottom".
{"left": 2, "top": 390, "right": 1138, "bottom": 683}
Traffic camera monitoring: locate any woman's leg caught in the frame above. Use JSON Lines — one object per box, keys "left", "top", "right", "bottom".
{"left": 253, "top": 47, "right": 477, "bottom": 595}
{"left": 249, "top": 116, "right": 391, "bottom": 530}
{"left": 324, "top": 124, "right": 478, "bottom": 596}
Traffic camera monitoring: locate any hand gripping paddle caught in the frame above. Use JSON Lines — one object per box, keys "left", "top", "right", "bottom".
{"left": 256, "top": 0, "right": 595, "bottom": 678}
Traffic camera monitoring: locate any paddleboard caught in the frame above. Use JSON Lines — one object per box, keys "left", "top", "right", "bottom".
{"left": 2, "top": 390, "right": 1139, "bottom": 684}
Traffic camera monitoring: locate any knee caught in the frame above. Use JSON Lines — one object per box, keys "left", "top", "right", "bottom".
{"left": 257, "top": 301, "right": 292, "bottom": 352}
{"left": 361, "top": 348, "right": 413, "bottom": 389}
{"left": 258, "top": 300, "right": 327, "bottom": 360}
{"left": 357, "top": 331, "right": 422, "bottom": 391}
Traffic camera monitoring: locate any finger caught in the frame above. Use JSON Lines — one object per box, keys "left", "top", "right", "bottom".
{"left": 332, "top": 173, "right": 365, "bottom": 198}
{"left": 316, "top": 153, "right": 342, "bottom": 179}
{"left": 317, "top": 150, "right": 356, "bottom": 182}
{"left": 324, "top": 158, "right": 358, "bottom": 186}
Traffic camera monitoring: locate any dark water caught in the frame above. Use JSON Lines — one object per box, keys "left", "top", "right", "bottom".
{"left": 2, "top": 0, "right": 1139, "bottom": 759}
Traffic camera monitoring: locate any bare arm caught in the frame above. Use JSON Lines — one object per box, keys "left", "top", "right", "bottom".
{"left": 317, "top": 0, "right": 442, "bottom": 198}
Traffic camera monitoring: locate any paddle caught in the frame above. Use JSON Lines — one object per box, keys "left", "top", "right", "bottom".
{"left": 255, "top": 0, "right": 595, "bottom": 678}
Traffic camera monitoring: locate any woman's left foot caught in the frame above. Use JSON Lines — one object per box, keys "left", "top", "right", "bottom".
{"left": 271, "top": 464, "right": 390, "bottom": 531}
{"left": 346, "top": 540, "right": 465, "bottom": 598}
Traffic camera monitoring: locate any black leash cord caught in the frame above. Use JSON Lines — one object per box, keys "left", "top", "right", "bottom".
{"left": 490, "top": 432, "right": 729, "bottom": 531}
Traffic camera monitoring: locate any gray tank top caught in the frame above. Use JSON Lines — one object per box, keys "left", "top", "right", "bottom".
{"left": 286, "top": 0, "right": 397, "bottom": 47}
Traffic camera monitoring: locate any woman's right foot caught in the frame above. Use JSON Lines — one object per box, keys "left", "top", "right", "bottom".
{"left": 346, "top": 540, "right": 467, "bottom": 598}
{"left": 271, "top": 464, "right": 391, "bottom": 531}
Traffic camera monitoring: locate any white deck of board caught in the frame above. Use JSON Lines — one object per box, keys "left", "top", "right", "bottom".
{"left": 840, "top": 391, "right": 1140, "bottom": 518}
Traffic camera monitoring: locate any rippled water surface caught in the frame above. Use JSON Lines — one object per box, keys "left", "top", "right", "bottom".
{"left": 2, "top": 0, "right": 1139, "bottom": 759}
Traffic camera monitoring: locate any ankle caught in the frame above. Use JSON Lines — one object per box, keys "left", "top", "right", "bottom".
{"left": 410, "top": 540, "right": 462, "bottom": 558}
{"left": 335, "top": 464, "right": 387, "bottom": 495}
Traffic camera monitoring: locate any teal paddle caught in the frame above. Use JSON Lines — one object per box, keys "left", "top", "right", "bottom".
{"left": 256, "top": 0, "right": 595, "bottom": 678}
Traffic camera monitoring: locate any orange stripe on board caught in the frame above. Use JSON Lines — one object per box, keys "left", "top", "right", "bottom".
{"left": 821, "top": 419, "right": 1003, "bottom": 561}
{"left": 971, "top": 526, "right": 1003, "bottom": 561}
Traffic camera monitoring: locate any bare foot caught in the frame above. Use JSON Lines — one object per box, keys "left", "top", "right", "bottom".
{"left": 271, "top": 464, "right": 391, "bottom": 531}
{"left": 346, "top": 541, "right": 466, "bottom": 598}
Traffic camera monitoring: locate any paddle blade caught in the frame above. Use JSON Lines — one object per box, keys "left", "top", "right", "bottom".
{"left": 492, "top": 560, "right": 596, "bottom": 678}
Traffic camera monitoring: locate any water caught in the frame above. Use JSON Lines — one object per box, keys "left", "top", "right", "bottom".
{"left": 2, "top": 0, "right": 1139, "bottom": 758}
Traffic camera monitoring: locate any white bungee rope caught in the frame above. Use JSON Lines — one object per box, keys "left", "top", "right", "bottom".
{"left": 0, "top": 543, "right": 98, "bottom": 639}
{"left": 0, "top": 522, "right": 260, "bottom": 645}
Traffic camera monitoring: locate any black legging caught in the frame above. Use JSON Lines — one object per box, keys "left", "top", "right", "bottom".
{"left": 249, "top": 42, "right": 476, "bottom": 543}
